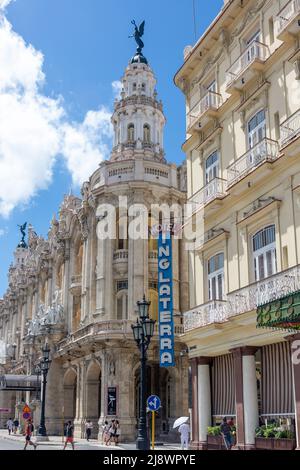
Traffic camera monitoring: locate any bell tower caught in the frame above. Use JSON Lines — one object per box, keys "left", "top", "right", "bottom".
{"left": 110, "top": 24, "right": 166, "bottom": 162}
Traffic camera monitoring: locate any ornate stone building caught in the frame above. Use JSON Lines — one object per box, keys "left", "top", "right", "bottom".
{"left": 0, "top": 45, "right": 189, "bottom": 440}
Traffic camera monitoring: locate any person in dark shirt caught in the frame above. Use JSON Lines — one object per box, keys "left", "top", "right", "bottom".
{"left": 220, "top": 417, "right": 233, "bottom": 450}
{"left": 63, "top": 420, "right": 75, "bottom": 450}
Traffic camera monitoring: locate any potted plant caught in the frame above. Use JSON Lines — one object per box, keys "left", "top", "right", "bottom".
{"left": 207, "top": 426, "right": 225, "bottom": 449}
{"left": 255, "top": 425, "right": 296, "bottom": 450}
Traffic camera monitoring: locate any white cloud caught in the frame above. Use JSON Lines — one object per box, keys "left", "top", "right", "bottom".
{"left": 0, "top": 0, "right": 13, "bottom": 11}
{"left": 0, "top": 228, "right": 5, "bottom": 237}
{"left": 62, "top": 107, "right": 113, "bottom": 186}
{"left": 0, "top": 9, "right": 114, "bottom": 217}
{"left": 112, "top": 80, "right": 123, "bottom": 99}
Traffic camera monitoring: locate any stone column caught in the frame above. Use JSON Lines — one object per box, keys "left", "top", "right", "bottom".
{"left": 189, "top": 356, "right": 212, "bottom": 450}
{"left": 289, "top": 334, "right": 300, "bottom": 450}
{"left": 232, "top": 347, "right": 258, "bottom": 450}
{"left": 242, "top": 349, "right": 259, "bottom": 449}
{"left": 197, "top": 357, "right": 212, "bottom": 450}
{"left": 45, "top": 358, "right": 64, "bottom": 435}
{"left": 189, "top": 358, "right": 199, "bottom": 449}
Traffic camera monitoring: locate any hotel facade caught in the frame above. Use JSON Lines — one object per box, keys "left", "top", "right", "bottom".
{"left": 175, "top": 0, "right": 300, "bottom": 450}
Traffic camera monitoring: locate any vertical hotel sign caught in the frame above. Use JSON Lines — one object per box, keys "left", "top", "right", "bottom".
{"left": 158, "top": 231, "right": 175, "bottom": 367}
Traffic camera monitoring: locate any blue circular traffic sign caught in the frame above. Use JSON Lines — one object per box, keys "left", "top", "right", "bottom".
{"left": 147, "top": 395, "right": 161, "bottom": 411}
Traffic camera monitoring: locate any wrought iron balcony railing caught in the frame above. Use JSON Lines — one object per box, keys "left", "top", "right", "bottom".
{"left": 276, "top": 0, "right": 300, "bottom": 37}
{"left": 226, "top": 41, "right": 270, "bottom": 89}
{"left": 184, "top": 300, "right": 228, "bottom": 332}
{"left": 188, "top": 91, "right": 222, "bottom": 129}
{"left": 189, "top": 178, "right": 227, "bottom": 214}
{"left": 183, "top": 265, "right": 300, "bottom": 332}
{"left": 280, "top": 109, "right": 300, "bottom": 147}
{"left": 227, "top": 138, "right": 279, "bottom": 188}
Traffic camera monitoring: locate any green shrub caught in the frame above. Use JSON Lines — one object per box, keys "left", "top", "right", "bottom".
{"left": 255, "top": 425, "right": 295, "bottom": 439}
{"left": 207, "top": 426, "right": 221, "bottom": 436}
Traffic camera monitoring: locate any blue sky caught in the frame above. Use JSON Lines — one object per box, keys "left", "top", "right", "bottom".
{"left": 0, "top": 0, "right": 223, "bottom": 296}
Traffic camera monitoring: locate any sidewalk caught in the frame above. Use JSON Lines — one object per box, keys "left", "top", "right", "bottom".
{"left": 0, "top": 430, "right": 181, "bottom": 450}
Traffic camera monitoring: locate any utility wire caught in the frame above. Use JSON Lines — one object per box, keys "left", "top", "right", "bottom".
{"left": 193, "top": 0, "right": 197, "bottom": 43}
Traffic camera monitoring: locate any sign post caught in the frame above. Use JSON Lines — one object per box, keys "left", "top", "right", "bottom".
{"left": 147, "top": 395, "right": 161, "bottom": 450}
{"left": 22, "top": 404, "right": 31, "bottom": 421}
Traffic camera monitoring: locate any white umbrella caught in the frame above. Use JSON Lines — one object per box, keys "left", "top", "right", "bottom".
{"left": 173, "top": 416, "right": 189, "bottom": 429}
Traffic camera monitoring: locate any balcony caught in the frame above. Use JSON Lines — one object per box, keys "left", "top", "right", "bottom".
{"left": 189, "top": 178, "right": 227, "bottom": 215}
{"left": 227, "top": 138, "right": 279, "bottom": 190}
{"left": 113, "top": 249, "right": 128, "bottom": 275}
{"left": 56, "top": 320, "right": 184, "bottom": 353}
{"left": 184, "top": 300, "right": 228, "bottom": 332}
{"left": 226, "top": 41, "right": 270, "bottom": 93}
{"left": 276, "top": 0, "right": 300, "bottom": 41}
{"left": 183, "top": 265, "right": 300, "bottom": 332}
{"left": 280, "top": 109, "right": 300, "bottom": 150}
{"left": 187, "top": 91, "right": 222, "bottom": 133}
{"left": 69, "top": 274, "right": 82, "bottom": 296}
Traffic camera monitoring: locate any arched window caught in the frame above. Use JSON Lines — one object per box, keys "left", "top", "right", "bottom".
{"left": 132, "top": 83, "right": 137, "bottom": 93}
{"left": 141, "top": 83, "right": 146, "bottom": 93}
{"left": 253, "top": 225, "right": 276, "bottom": 281}
{"left": 127, "top": 123, "right": 135, "bottom": 142}
{"left": 116, "top": 291, "right": 128, "bottom": 320}
{"left": 143, "top": 124, "right": 151, "bottom": 143}
{"left": 208, "top": 253, "right": 224, "bottom": 300}
{"left": 205, "top": 151, "right": 219, "bottom": 184}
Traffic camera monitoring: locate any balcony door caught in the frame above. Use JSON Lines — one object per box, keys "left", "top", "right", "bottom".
{"left": 208, "top": 253, "right": 224, "bottom": 301}
{"left": 205, "top": 151, "right": 219, "bottom": 184}
{"left": 245, "top": 30, "right": 261, "bottom": 64}
{"left": 205, "top": 80, "right": 217, "bottom": 109}
{"left": 247, "top": 109, "right": 266, "bottom": 166}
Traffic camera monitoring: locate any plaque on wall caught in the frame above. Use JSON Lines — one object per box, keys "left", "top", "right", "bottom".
{"left": 107, "top": 386, "right": 117, "bottom": 416}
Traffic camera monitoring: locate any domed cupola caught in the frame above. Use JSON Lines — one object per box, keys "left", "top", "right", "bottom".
{"left": 110, "top": 21, "right": 166, "bottom": 163}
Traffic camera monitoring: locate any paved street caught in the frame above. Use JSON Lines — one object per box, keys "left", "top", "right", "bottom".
{"left": 0, "top": 436, "right": 105, "bottom": 450}
{"left": 0, "top": 431, "right": 181, "bottom": 451}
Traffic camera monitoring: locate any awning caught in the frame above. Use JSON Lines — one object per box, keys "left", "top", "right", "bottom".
{"left": 257, "top": 290, "right": 300, "bottom": 331}
{"left": 0, "top": 374, "right": 41, "bottom": 391}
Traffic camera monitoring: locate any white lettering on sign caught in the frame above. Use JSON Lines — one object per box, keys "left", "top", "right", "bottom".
{"left": 158, "top": 233, "right": 175, "bottom": 367}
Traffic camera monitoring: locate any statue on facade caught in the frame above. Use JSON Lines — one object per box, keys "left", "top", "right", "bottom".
{"left": 17, "top": 222, "right": 28, "bottom": 248}
{"left": 129, "top": 20, "right": 145, "bottom": 53}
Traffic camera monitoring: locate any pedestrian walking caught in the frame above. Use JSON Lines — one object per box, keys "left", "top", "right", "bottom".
{"left": 85, "top": 419, "right": 93, "bottom": 441}
{"left": 23, "top": 419, "right": 37, "bottom": 450}
{"left": 63, "top": 420, "right": 75, "bottom": 450}
{"left": 6, "top": 418, "right": 13, "bottom": 435}
{"left": 13, "top": 418, "right": 19, "bottom": 434}
{"left": 178, "top": 421, "right": 190, "bottom": 450}
{"left": 114, "top": 420, "right": 121, "bottom": 445}
{"left": 220, "top": 417, "right": 233, "bottom": 450}
{"left": 102, "top": 420, "right": 110, "bottom": 445}
{"left": 106, "top": 419, "right": 117, "bottom": 445}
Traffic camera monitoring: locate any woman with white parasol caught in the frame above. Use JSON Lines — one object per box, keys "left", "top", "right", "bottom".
{"left": 173, "top": 417, "right": 190, "bottom": 450}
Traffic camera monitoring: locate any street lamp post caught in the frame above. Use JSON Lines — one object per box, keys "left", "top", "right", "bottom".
{"left": 131, "top": 295, "right": 155, "bottom": 451}
{"left": 36, "top": 343, "right": 51, "bottom": 441}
